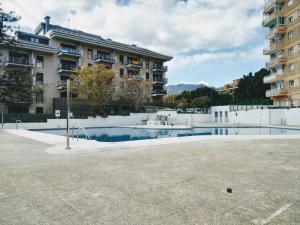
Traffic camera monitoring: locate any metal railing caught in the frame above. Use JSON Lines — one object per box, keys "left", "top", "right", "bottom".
{"left": 126, "top": 60, "right": 143, "bottom": 67}
{"left": 264, "top": 0, "right": 276, "bottom": 11}
{"left": 153, "top": 77, "right": 168, "bottom": 83}
{"left": 262, "top": 13, "right": 276, "bottom": 26}
{"left": 266, "top": 88, "right": 286, "bottom": 97}
{"left": 128, "top": 74, "right": 143, "bottom": 80}
{"left": 58, "top": 47, "right": 80, "bottom": 56}
{"left": 15, "top": 120, "right": 25, "bottom": 129}
{"left": 151, "top": 64, "right": 168, "bottom": 71}
{"left": 151, "top": 89, "right": 167, "bottom": 95}
{"left": 94, "top": 54, "right": 115, "bottom": 62}
{"left": 263, "top": 73, "right": 283, "bottom": 83}
{"left": 5, "top": 57, "right": 34, "bottom": 66}
{"left": 75, "top": 127, "right": 91, "bottom": 141}
{"left": 57, "top": 63, "right": 77, "bottom": 71}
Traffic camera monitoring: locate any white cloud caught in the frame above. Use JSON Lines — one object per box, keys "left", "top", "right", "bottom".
{"left": 2, "top": 0, "right": 264, "bottom": 55}
{"left": 1, "top": 0, "right": 266, "bottom": 85}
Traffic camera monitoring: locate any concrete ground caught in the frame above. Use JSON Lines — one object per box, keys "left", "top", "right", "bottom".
{"left": 0, "top": 131, "right": 300, "bottom": 225}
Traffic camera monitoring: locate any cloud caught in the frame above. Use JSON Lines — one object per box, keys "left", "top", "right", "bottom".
{"left": 3, "top": 0, "right": 264, "bottom": 54}
{"left": 1, "top": 0, "right": 266, "bottom": 85}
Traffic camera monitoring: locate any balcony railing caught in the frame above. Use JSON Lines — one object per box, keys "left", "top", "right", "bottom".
{"left": 57, "top": 47, "right": 81, "bottom": 57}
{"left": 4, "top": 57, "right": 34, "bottom": 67}
{"left": 57, "top": 64, "right": 77, "bottom": 73}
{"left": 266, "top": 88, "right": 286, "bottom": 97}
{"left": 153, "top": 77, "right": 168, "bottom": 83}
{"left": 127, "top": 74, "right": 143, "bottom": 80}
{"left": 57, "top": 80, "right": 67, "bottom": 90}
{"left": 266, "top": 56, "right": 286, "bottom": 68}
{"left": 126, "top": 60, "right": 143, "bottom": 68}
{"left": 264, "top": 0, "right": 276, "bottom": 11}
{"left": 151, "top": 89, "right": 167, "bottom": 96}
{"left": 262, "top": 13, "right": 276, "bottom": 27}
{"left": 94, "top": 54, "right": 115, "bottom": 64}
{"left": 263, "top": 73, "right": 284, "bottom": 83}
{"left": 151, "top": 65, "right": 168, "bottom": 72}
{"left": 263, "top": 43, "right": 283, "bottom": 55}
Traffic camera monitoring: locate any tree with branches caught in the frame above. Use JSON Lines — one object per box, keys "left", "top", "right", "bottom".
{"left": 71, "top": 64, "right": 115, "bottom": 115}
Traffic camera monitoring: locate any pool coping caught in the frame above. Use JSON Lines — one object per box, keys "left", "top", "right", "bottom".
{"left": 28, "top": 124, "right": 300, "bottom": 131}
{"left": 5, "top": 128, "right": 300, "bottom": 155}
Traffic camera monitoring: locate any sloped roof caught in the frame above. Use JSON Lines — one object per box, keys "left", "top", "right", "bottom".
{"left": 35, "top": 23, "right": 173, "bottom": 61}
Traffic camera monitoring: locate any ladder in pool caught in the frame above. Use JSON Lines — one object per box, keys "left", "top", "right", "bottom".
{"left": 15, "top": 120, "right": 25, "bottom": 129}
{"left": 75, "top": 127, "right": 91, "bottom": 141}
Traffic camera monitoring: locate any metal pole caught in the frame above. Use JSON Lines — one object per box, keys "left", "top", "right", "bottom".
{"left": 1, "top": 111, "right": 3, "bottom": 129}
{"left": 66, "top": 79, "right": 71, "bottom": 149}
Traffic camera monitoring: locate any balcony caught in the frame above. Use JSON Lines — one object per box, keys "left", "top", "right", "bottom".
{"left": 263, "top": 43, "right": 283, "bottom": 55}
{"left": 94, "top": 54, "right": 115, "bottom": 64}
{"left": 266, "top": 56, "right": 286, "bottom": 69}
{"left": 266, "top": 88, "right": 286, "bottom": 98}
{"left": 57, "top": 64, "right": 77, "bottom": 73}
{"left": 151, "top": 89, "right": 167, "bottom": 97}
{"left": 264, "top": 0, "right": 276, "bottom": 12}
{"left": 153, "top": 77, "right": 168, "bottom": 84}
{"left": 263, "top": 73, "right": 284, "bottom": 83}
{"left": 262, "top": 13, "right": 277, "bottom": 27}
{"left": 264, "top": 0, "right": 285, "bottom": 13}
{"left": 126, "top": 60, "right": 143, "bottom": 68}
{"left": 4, "top": 57, "right": 34, "bottom": 68}
{"left": 127, "top": 74, "right": 143, "bottom": 81}
{"left": 265, "top": 25, "right": 286, "bottom": 39}
{"left": 151, "top": 64, "right": 168, "bottom": 72}
{"left": 57, "top": 47, "right": 81, "bottom": 57}
{"left": 57, "top": 80, "right": 67, "bottom": 90}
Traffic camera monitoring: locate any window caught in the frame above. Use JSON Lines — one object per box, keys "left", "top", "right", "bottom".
{"left": 289, "top": 80, "right": 295, "bottom": 87}
{"left": 288, "top": 0, "right": 293, "bottom": 6}
{"left": 288, "top": 63, "right": 294, "bottom": 71}
{"left": 119, "top": 55, "right": 124, "bottom": 64}
{"left": 288, "top": 15, "right": 293, "bottom": 23}
{"left": 146, "top": 61, "right": 149, "bottom": 69}
{"left": 36, "top": 107, "right": 43, "bottom": 114}
{"left": 119, "top": 68, "right": 124, "bottom": 78}
{"left": 146, "top": 72, "right": 149, "bottom": 81}
{"left": 288, "top": 31, "right": 293, "bottom": 39}
{"left": 119, "top": 82, "right": 124, "bottom": 91}
{"left": 36, "top": 56, "right": 44, "bottom": 68}
{"left": 87, "top": 49, "right": 93, "bottom": 59}
{"left": 288, "top": 47, "right": 294, "bottom": 55}
{"left": 278, "top": 17, "right": 285, "bottom": 25}
{"left": 36, "top": 73, "right": 43, "bottom": 85}
{"left": 35, "top": 92, "right": 43, "bottom": 103}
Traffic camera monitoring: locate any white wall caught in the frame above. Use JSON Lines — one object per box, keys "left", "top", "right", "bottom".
{"left": 211, "top": 106, "right": 300, "bottom": 126}
{"left": 157, "top": 110, "right": 210, "bottom": 125}
{"left": 3, "top": 113, "right": 155, "bottom": 129}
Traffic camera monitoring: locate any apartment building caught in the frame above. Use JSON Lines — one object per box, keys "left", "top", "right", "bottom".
{"left": 0, "top": 16, "right": 172, "bottom": 114}
{"left": 263, "top": 0, "right": 300, "bottom": 106}
{"left": 218, "top": 79, "right": 240, "bottom": 95}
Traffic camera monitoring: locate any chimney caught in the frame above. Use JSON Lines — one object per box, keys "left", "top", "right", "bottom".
{"left": 44, "top": 16, "right": 50, "bottom": 34}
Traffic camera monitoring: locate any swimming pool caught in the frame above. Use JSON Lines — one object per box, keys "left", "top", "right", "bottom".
{"left": 34, "top": 126, "right": 300, "bottom": 142}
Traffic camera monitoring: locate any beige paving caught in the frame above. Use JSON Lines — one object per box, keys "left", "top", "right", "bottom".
{"left": 0, "top": 131, "right": 299, "bottom": 225}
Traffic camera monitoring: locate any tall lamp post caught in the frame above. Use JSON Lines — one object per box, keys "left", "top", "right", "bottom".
{"left": 66, "top": 79, "right": 71, "bottom": 149}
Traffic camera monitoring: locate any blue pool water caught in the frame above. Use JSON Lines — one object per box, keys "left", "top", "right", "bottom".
{"left": 34, "top": 126, "right": 300, "bottom": 142}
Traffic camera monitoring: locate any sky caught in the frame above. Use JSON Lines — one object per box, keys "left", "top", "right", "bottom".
{"left": 1, "top": 0, "right": 268, "bottom": 87}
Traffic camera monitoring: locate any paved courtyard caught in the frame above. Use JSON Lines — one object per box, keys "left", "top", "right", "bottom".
{"left": 0, "top": 131, "right": 299, "bottom": 225}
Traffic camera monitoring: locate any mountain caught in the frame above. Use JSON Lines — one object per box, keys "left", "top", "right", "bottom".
{"left": 166, "top": 83, "right": 206, "bottom": 95}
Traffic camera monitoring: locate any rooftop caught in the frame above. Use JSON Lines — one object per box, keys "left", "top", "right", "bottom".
{"left": 34, "top": 21, "right": 173, "bottom": 61}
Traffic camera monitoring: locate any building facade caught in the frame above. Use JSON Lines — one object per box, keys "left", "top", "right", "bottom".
{"left": 263, "top": 0, "right": 300, "bottom": 106}
{"left": 218, "top": 79, "right": 240, "bottom": 95}
{"left": 0, "top": 16, "right": 172, "bottom": 114}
